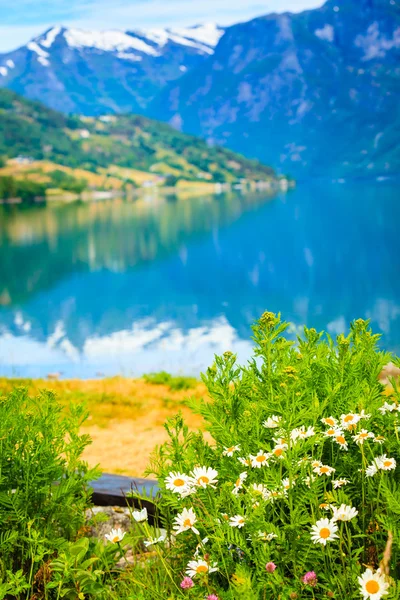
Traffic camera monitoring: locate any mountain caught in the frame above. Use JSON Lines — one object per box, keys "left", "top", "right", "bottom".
{"left": 0, "top": 87, "right": 280, "bottom": 200}
{"left": 0, "top": 24, "right": 224, "bottom": 115}
{"left": 151, "top": 0, "right": 400, "bottom": 178}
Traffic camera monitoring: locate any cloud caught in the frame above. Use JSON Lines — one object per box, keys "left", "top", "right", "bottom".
{"left": 0, "top": 0, "right": 325, "bottom": 52}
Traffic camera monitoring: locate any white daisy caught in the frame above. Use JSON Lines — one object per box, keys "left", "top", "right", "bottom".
{"left": 272, "top": 436, "right": 287, "bottom": 445}
{"left": 105, "top": 528, "right": 126, "bottom": 544}
{"left": 271, "top": 444, "right": 287, "bottom": 459}
{"left": 333, "top": 433, "right": 348, "bottom": 450}
{"left": 366, "top": 462, "right": 379, "bottom": 477}
{"left": 282, "top": 477, "right": 295, "bottom": 490}
{"left": 353, "top": 430, "right": 375, "bottom": 444}
{"left": 258, "top": 531, "right": 278, "bottom": 541}
{"left": 321, "top": 416, "right": 338, "bottom": 427}
{"left": 229, "top": 515, "right": 246, "bottom": 528}
{"left": 250, "top": 450, "right": 271, "bottom": 468}
{"left": 173, "top": 507, "right": 200, "bottom": 535}
{"left": 374, "top": 436, "right": 385, "bottom": 445}
{"left": 191, "top": 466, "right": 218, "bottom": 489}
{"left": 324, "top": 427, "right": 343, "bottom": 438}
{"left": 291, "top": 426, "right": 315, "bottom": 442}
{"left": 251, "top": 483, "right": 270, "bottom": 500}
{"left": 376, "top": 455, "right": 396, "bottom": 471}
{"left": 143, "top": 535, "right": 166, "bottom": 547}
{"left": 132, "top": 508, "right": 148, "bottom": 522}
{"left": 310, "top": 460, "right": 323, "bottom": 468}
{"left": 313, "top": 464, "right": 336, "bottom": 476}
{"left": 310, "top": 518, "right": 339, "bottom": 545}
{"left": 238, "top": 456, "right": 252, "bottom": 467}
{"left": 358, "top": 568, "right": 389, "bottom": 599}
{"left": 223, "top": 445, "right": 240, "bottom": 457}
{"left": 332, "top": 478, "right": 350, "bottom": 489}
{"left": 186, "top": 559, "right": 218, "bottom": 578}
{"left": 340, "top": 413, "right": 361, "bottom": 430}
{"left": 359, "top": 409, "right": 371, "bottom": 420}
{"left": 378, "top": 402, "right": 397, "bottom": 415}
{"left": 165, "top": 472, "right": 191, "bottom": 495}
{"left": 232, "top": 472, "right": 247, "bottom": 495}
{"left": 263, "top": 415, "right": 281, "bottom": 428}
{"left": 303, "top": 475, "right": 316, "bottom": 487}
{"left": 332, "top": 504, "right": 358, "bottom": 522}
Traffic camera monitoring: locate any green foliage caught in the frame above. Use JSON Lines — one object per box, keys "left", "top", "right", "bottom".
{"left": 0, "top": 175, "right": 47, "bottom": 202}
{"left": 147, "top": 315, "right": 400, "bottom": 599}
{"left": 0, "top": 388, "right": 100, "bottom": 597}
{"left": 143, "top": 371, "right": 198, "bottom": 391}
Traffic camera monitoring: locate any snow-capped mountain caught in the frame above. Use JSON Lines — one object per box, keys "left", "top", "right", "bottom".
{"left": 0, "top": 24, "right": 224, "bottom": 114}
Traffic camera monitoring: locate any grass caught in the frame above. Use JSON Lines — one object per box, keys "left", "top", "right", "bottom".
{"left": 0, "top": 375, "right": 206, "bottom": 476}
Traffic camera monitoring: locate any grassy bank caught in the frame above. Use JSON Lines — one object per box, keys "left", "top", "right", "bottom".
{"left": 0, "top": 374, "right": 206, "bottom": 476}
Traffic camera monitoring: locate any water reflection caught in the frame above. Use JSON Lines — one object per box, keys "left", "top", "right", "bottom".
{"left": 0, "top": 181, "right": 399, "bottom": 377}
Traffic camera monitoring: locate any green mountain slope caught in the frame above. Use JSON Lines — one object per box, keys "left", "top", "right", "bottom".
{"left": 0, "top": 88, "right": 280, "bottom": 194}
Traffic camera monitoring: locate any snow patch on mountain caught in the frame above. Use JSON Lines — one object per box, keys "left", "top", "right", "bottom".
{"left": 64, "top": 29, "right": 160, "bottom": 56}
{"left": 6, "top": 59, "right": 15, "bottom": 68}
{"left": 0, "top": 67, "right": 7, "bottom": 76}
{"left": 315, "top": 24, "right": 334, "bottom": 42}
{"left": 40, "top": 26, "right": 62, "bottom": 48}
{"left": 354, "top": 22, "right": 400, "bottom": 61}
{"left": 27, "top": 42, "right": 50, "bottom": 66}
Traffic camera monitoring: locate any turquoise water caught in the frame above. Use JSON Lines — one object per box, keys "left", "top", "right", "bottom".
{"left": 0, "top": 181, "right": 399, "bottom": 378}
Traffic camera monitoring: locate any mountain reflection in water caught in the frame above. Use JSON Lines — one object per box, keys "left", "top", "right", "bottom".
{"left": 0, "top": 182, "right": 399, "bottom": 378}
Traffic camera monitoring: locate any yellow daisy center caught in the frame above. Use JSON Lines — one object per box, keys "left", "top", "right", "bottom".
{"left": 359, "top": 433, "right": 368, "bottom": 438}
{"left": 383, "top": 460, "right": 392, "bottom": 468}
{"left": 344, "top": 415, "right": 354, "bottom": 422}
{"left": 235, "top": 478, "right": 241, "bottom": 487}
{"left": 256, "top": 455, "right": 267, "bottom": 462}
{"left": 238, "top": 518, "right": 245, "bottom": 524}
{"left": 196, "top": 565, "right": 208, "bottom": 574}
{"left": 112, "top": 536, "right": 120, "bottom": 543}
{"left": 319, "top": 527, "right": 331, "bottom": 539}
{"left": 174, "top": 478, "right": 185, "bottom": 487}
{"left": 274, "top": 448, "right": 283, "bottom": 457}
{"left": 183, "top": 518, "right": 192, "bottom": 527}
{"left": 198, "top": 476, "right": 209, "bottom": 485}
{"left": 227, "top": 446, "right": 235, "bottom": 452}
{"left": 327, "top": 429, "right": 335, "bottom": 435}
{"left": 320, "top": 466, "right": 329, "bottom": 474}
{"left": 336, "top": 435, "right": 346, "bottom": 444}
{"left": 325, "top": 418, "right": 335, "bottom": 426}
{"left": 365, "top": 580, "right": 380, "bottom": 594}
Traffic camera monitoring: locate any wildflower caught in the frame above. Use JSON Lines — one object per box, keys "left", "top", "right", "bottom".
{"left": 250, "top": 450, "right": 271, "bottom": 468}
{"left": 358, "top": 568, "right": 389, "bottom": 599}
{"left": 332, "top": 478, "right": 350, "bottom": 489}
{"left": 258, "top": 531, "right": 278, "bottom": 541}
{"left": 353, "top": 430, "right": 375, "bottom": 444}
{"left": 207, "top": 595, "right": 219, "bottom": 600}
{"left": 376, "top": 455, "right": 396, "bottom": 471}
{"left": 272, "top": 444, "right": 287, "bottom": 459}
{"left": 302, "top": 571, "right": 318, "bottom": 587}
{"left": 319, "top": 503, "right": 331, "bottom": 510}
{"left": 238, "top": 456, "right": 252, "bottom": 467}
{"left": 324, "top": 427, "right": 343, "bottom": 438}
{"left": 132, "top": 507, "right": 148, "bottom": 522}
{"left": 374, "top": 436, "right": 385, "bottom": 445}
{"left": 291, "top": 426, "right": 315, "bottom": 442}
{"left": 173, "top": 507, "right": 200, "bottom": 535}
{"left": 379, "top": 402, "right": 398, "bottom": 415}
{"left": 303, "top": 475, "right": 315, "bottom": 487}
{"left": 194, "top": 537, "right": 209, "bottom": 557}
{"left": 311, "top": 460, "right": 322, "bottom": 468}
{"left": 223, "top": 445, "right": 240, "bottom": 456}
{"left": 332, "top": 504, "right": 358, "bottom": 522}
{"left": 229, "top": 515, "right": 246, "bottom": 528}
{"left": 232, "top": 472, "right": 247, "bottom": 495}
{"left": 360, "top": 409, "right": 371, "bottom": 419}
{"left": 313, "top": 464, "right": 336, "bottom": 476}
{"left": 310, "top": 518, "right": 339, "bottom": 545}
{"left": 333, "top": 433, "right": 348, "bottom": 450}
{"left": 105, "top": 528, "right": 126, "bottom": 544}
{"left": 265, "top": 562, "right": 277, "bottom": 573}
{"left": 186, "top": 559, "right": 218, "bottom": 578}
{"left": 340, "top": 413, "right": 361, "bottom": 429}
{"left": 191, "top": 466, "right": 218, "bottom": 489}
{"left": 321, "top": 416, "right": 338, "bottom": 427}
{"left": 366, "top": 462, "right": 379, "bottom": 477}
{"left": 180, "top": 577, "right": 194, "bottom": 589}
{"left": 143, "top": 535, "right": 166, "bottom": 547}
{"left": 263, "top": 415, "right": 281, "bottom": 428}
{"left": 165, "top": 472, "right": 191, "bottom": 494}
{"left": 251, "top": 483, "right": 270, "bottom": 500}
{"left": 282, "top": 477, "right": 295, "bottom": 490}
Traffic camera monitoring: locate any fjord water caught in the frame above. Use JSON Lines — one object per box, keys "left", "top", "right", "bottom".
{"left": 0, "top": 181, "right": 399, "bottom": 378}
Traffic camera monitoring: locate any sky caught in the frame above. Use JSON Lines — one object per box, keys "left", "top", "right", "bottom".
{"left": 0, "top": 0, "right": 325, "bottom": 52}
